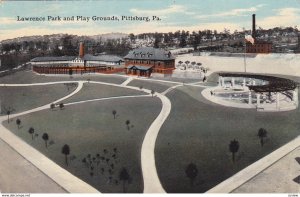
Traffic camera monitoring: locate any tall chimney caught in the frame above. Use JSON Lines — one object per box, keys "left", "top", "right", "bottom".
{"left": 79, "top": 42, "right": 84, "bottom": 58}
{"left": 252, "top": 14, "right": 256, "bottom": 39}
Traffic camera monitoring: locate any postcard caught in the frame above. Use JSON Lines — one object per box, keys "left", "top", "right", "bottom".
{"left": 0, "top": 0, "right": 299, "bottom": 195}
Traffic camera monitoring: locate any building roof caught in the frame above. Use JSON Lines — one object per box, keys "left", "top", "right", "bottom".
{"left": 127, "top": 65, "right": 153, "bottom": 71}
{"left": 219, "top": 72, "right": 298, "bottom": 92}
{"left": 31, "top": 54, "right": 124, "bottom": 62}
{"left": 31, "top": 56, "right": 77, "bottom": 62}
{"left": 124, "top": 47, "right": 175, "bottom": 61}
{"left": 83, "top": 54, "right": 123, "bottom": 62}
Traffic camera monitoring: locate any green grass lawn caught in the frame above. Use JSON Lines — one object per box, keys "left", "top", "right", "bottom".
{"left": 3, "top": 97, "right": 162, "bottom": 193}
{"left": 64, "top": 83, "right": 146, "bottom": 103}
{"left": 155, "top": 85, "right": 300, "bottom": 193}
{"left": 0, "top": 84, "right": 77, "bottom": 114}
{"left": 152, "top": 75, "right": 202, "bottom": 83}
{"left": 128, "top": 79, "right": 175, "bottom": 93}
{"left": 0, "top": 70, "right": 126, "bottom": 84}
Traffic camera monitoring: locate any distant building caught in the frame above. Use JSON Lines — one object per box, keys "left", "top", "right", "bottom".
{"left": 123, "top": 47, "right": 175, "bottom": 77}
{"left": 246, "top": 14, "right": 272, "bottom": 53}
{"left": 30, "top": 42, "right": 124, "bottom": 74}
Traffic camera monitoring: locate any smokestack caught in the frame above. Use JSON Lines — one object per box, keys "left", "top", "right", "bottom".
{"left": 79, "top": 42, "right": 84, "bottom": 58}
{"left": 252, "top": 14, "right": 256, "bottom": 39}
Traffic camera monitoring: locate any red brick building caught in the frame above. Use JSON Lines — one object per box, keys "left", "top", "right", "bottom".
{"left": 246, "top": 14, "right": 272, "bottom": 54}
{"left": 246, "top": 40, "right": 272, "bottom": 53}
{"left": 124, "top": 47, "right": 175, "bottom": 77}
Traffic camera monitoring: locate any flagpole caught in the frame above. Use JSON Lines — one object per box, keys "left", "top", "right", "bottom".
{"left": 244, "top": 39, "right": 247, "bottom": 73}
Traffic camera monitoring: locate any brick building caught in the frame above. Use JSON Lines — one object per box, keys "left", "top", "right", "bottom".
{"left": 124, "top": 47, "right": 175, "bottom": 77}
{"left": 30, "top": 42, "right": 124, "bottom": 74}
{"left": 246, "top": 14, "right": 272, "bottom": 54}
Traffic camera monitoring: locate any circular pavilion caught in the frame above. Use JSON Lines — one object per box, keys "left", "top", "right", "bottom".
{"left": 202, "top": 72, "right": 299, "bottom": 112}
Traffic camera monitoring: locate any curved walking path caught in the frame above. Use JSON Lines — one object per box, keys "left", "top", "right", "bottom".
{"left": 0, "top": 81, "right": 100, "bottom": 193}
{"left": 141, "top": 92, "right": 171, "bottom": 193}
{"left": 0, "top": 79, "right": 172, "bottom": 193}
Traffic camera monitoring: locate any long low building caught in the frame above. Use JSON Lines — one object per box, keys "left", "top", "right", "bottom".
{"left": 30, "top": 42, "right": 124, "bottom": 74}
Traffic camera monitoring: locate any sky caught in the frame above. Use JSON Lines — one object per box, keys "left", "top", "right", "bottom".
{"left": 0, "top": 0, "right": 300, "bottom": 41}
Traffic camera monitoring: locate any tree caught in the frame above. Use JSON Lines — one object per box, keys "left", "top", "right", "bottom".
{"left": 185, "top": 163, "right": 198, "bottom": 187}
{"left": 179, "top": 36, "right": 187, "bottom": 48}
{"left": 257, "top": 128, "right": 267, "bottom": 146}
{"left": 229, "top": 139, "right": 239, "bottom": 162}
{"left": 154, "top": 37, "right": 160, "bottom": 48}
{"left": 42, "top": 133, "right": 49, "bottom": 148}
{"left": 28, "top": 127, "right": 35, "bottom": 140}
{"left": 112, "top": 110, "right": 117, "bottom": 119}
{"left": 185, "top": 61, "right": 190, "bottom": 68}
{"left": 119, "top": 167, "right": 130, "bottom": 193}
{"left": 191, "top": 61, "right": 196, "bottom": 69}
{"left": 50, "top": 103, "right": 55, "bottom": 110}
{"left": 16, "top": 118, "right": 21, "bottom": 129}
{"left": 62, "top": 144, "right": 70, "bottom": 166}
{"left": 178, "top": 61, "right": 183, "bottom": 67}
{"left": 6, "top": 110, "right": 11, "bottom": 123}
{"left": 151, "top": 90, "right": 155, "bottom": 97}
{"left": 59, "top": 103, "right": 64, "bottom": 110}
{"left": 125, "top": 120, "right": 130, "bottom": 130}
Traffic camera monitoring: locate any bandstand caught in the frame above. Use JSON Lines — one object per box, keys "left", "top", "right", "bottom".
{"left": 203, "top": 73, "right": 299, "bottom": 112}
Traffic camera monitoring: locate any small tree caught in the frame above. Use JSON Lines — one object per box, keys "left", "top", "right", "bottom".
{"left": 112, "top": 110, "right": 117, "bottom": 119}
{"left": 151, "top": 90, "right": 155, "bottom": 97}
{"left": 185, "top": 163, "right": 198, "bottom": 187}
{"left": 59, "top": 103, "right": 64, "bottom": 110}
{"left": 62, "top": 144, "right": 70, "bottom": 166}
{"left": 6, "top": 110, "right": 11, "bottom": 123}
{"left": 125, "top": 120, "right": 130, "bottom": 130}
{"left": 28, "top": 127, "right": 35, "bottom": 140}
{"left": 229, "top": 139, "right": 239, "bottom": 162}
{"left": 191, "top": 61, "right": 196, "bottom": 68}
{"left": 119, "top": 167, "right": 130, "bottom": 193}
{"left": 257, "top": 128, "right": 267, "bottom": 147}
{"left": 16, "top": 118, "right": 21, "bottom": 129}
{"left": 50, "top": 103, "right": 55, "bottom": 110}
{"left": 185, "top": 60, "right": 190, "bottom": 68}
{"left": 178, "top": 60, "right": 183, "bottom": 67}
{"left": 42, "top": 133, "right": 49, "bottom": 148}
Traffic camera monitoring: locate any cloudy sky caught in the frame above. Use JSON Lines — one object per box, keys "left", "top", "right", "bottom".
{"left": 0, "top": 0, "right": 300, "bottom": 41}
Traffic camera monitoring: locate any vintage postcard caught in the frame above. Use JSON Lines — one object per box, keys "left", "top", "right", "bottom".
{"left": 0, "top": 0, "right": 299, "bottom": 195}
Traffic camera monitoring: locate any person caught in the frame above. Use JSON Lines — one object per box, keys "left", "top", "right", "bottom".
{"left": 203, "top": 76, "right": 206, "bottom": 82}
{"left": 210, "top": 90, "right": 213, "bottom": 96}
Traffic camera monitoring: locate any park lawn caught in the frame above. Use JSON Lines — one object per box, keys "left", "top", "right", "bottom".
{"left": 0, "top": 83, "right": 77, "bottom": 114}
{"left": 152, "top": 75, "right": 201, "bottom": 83}
{"left": 64, "top": 83, "right": 146, "bottom": 104}
{"left": 155, "top": 85, "right": 300, "bottom": 193}
{"left": 128, "top": 79, "right": 175, "bottom": 93}
{"left": 0, "top": 70, "right": 126, "bottom": 84}
{"left": 3, "top": 97, "right": 162, "bottom": 193}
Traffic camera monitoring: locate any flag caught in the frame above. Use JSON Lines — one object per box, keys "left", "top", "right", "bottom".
{"left": 245, "top": 35, "right": 255, "bottom": 44}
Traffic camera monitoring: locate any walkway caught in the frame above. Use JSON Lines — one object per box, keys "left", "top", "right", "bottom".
{"left": 141, "top": 92, "right": 171, "bottom": 193}
{"left": 0, "top": 81, "right": 99, "bottom": 193}
{"left": 121, "top": 77, "right": 133, "bottom": 86}
{"left": 0, "top": 79, "right": 172, "bottom": 193}
{"left": 0, "top": 138, "right": 66, "bottom": 193}
{"left": 233, "top": 146, "right": 300, "bottom": 193}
